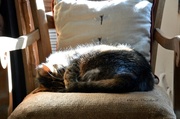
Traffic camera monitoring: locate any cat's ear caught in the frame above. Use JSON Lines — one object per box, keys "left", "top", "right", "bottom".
{"left": 37, "top": 63, "right": 51, "bottom": 76}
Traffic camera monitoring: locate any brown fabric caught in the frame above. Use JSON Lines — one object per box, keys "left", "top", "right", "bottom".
{"left": 8, "top": 85, "right": 176, "bottom": 119}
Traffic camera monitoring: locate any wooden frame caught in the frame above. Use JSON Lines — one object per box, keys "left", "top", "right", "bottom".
{"left": 179, "top": 0, "right": 180, "bottom": 13}
{"left": 14, "top": 0, "right": 52, "bottom": 94}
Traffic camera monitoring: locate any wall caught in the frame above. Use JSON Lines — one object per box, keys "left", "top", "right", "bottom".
{"left": 155, "top": 0, "right": 180, "bottom": 103}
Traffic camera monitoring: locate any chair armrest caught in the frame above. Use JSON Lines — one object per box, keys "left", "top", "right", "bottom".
{"left": 46, "top": 12, "right": 55, "bottom": 29}
{"left": 0, "top": 29, "right": 40, "bottom": 68}
{"left": 154, "top": 28, "right": 180, "bottom": 66}
{"left": 0, "top": 29, "right": 39, "bottom": 52}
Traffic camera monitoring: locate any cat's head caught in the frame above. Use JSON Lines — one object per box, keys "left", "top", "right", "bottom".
{"left": 36, "top": 63, "right": 65, "bottom": 91}
{"left": 37, "top": 63, "right": 57, "bottom": 76}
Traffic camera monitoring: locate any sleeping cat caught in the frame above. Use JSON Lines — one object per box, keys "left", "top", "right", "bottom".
{"left": 36, "top": 44, "right": 154, "bottom": 93}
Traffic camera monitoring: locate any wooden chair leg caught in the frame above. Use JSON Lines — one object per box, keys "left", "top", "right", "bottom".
{"left": 174, "top": 63, "right": 180, "bottom": 118}
{"left": 0, "top": 63, "right": 9, "bottom": 119}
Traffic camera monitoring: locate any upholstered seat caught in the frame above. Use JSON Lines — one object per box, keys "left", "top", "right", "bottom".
{"left": 8, "top": 85, "right": 175, "bottom": 119}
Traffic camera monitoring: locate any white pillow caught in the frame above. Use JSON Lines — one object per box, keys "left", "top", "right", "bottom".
{"left": 54, "top": 0, "right": 152, "bottom": 61}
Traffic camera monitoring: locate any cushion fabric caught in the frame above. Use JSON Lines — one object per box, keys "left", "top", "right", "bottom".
{"left": 8, "top": 85, "right": 176, "bottom": 119}
{"left": 54, "top": 0, "right": 152, "bottom": 61}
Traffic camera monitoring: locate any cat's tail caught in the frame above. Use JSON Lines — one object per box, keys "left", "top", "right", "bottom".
{"left": 65, "top": 73, "right": 154, "bottom": 93}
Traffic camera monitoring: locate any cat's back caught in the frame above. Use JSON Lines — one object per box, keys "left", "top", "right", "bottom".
{"left": 79, "top": 44, "right": 150, "bottom": 73}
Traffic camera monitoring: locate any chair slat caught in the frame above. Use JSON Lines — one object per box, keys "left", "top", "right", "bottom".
{"left": 0, "top": 29, "right": 40, "bottom": 52}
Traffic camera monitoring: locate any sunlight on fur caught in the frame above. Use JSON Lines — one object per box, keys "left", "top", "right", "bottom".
{"left": 36, "top": 44, "right": 154, "bottom": 93}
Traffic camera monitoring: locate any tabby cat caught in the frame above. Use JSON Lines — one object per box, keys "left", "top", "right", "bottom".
{"left": 37, "top": 44, "right": 154, "bottom": 93}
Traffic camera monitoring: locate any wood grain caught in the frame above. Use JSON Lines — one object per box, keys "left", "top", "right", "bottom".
{"left": 30, "top": 0, "right": 52, "bottom": 63}
{"left": 15, "top": 0, "right": 40, "bottom": 94}
{"left": 151, "top": 0, "right": 166, "bottom": 73}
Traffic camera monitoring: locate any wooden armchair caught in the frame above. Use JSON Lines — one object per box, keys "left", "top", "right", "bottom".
{"left": 0, "top": 0, "right": 179, "bottom": 118}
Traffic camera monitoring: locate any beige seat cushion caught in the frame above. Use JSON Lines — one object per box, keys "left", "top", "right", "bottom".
{"left": 8, "top": 85, "right": 176, "bottom": 119}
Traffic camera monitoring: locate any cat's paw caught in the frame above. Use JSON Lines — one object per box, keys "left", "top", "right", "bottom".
{"left": 36, "top": 63, "right": 66, "bottom": 91}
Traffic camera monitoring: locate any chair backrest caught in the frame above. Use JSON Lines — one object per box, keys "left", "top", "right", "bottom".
{"left": 151, "top": 0, "right": 166, "bottom": 72}
{"left": 15, "top": 0, "right": 52, "bottom": 93}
